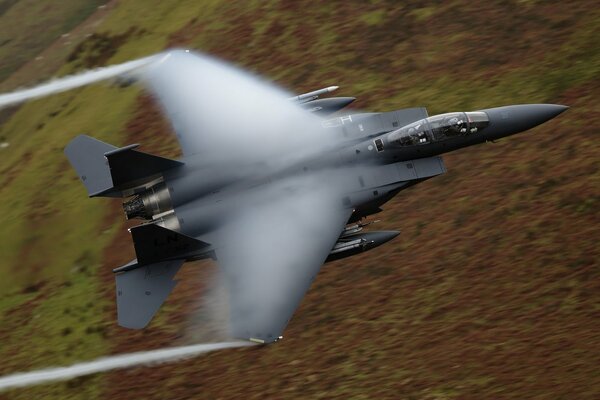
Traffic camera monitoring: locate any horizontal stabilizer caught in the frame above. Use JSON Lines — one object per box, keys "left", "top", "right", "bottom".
{"left": 104, "top": 143, "right": 183, "bottom": 188}
{"left": 115, "top": 259, "right": 184, "bottom": 329}
{"left": 64, "top": 135, "right": 183, "bottom": 197}
{"left": 129, "top": 223, "right": 211, "bottom": 266}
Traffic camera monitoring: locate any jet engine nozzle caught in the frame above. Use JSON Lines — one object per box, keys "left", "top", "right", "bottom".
{"left": 123, "top": 182, "right": 174, "bottom": 220}
{"left": 480, "top": 104, "right": 568, "bottom": 141}
{"left": 123, "top": 195, "right": 149, "bottom": 219}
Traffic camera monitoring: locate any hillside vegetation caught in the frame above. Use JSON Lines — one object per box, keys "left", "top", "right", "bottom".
{"left": 0, "top": 0, "right": 104, "bottom": 83}
{"left": 0, "top": 1, "right": 598, "bottom": 399}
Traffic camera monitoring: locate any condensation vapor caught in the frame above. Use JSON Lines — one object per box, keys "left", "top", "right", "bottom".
{"left": 0, "top": 56, "right": 157, "bottom": 110}
{"left": 214, "top": 171, "right": 352, "bottom": 340}
{"left": 136, "top": 49, "right": 353, "bottom": 341}
{"left": 138, "top": 50, "right": 335, "bottom": 168}
{"left": 0, "top": 341, "right": 254, "bottom": 392}
{"left": 183, "top": 262, "right": 231, "bottom": 343}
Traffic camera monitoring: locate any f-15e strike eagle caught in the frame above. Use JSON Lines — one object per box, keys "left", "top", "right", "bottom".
{"left": 64, "top": 50, "right": 567, "bottom": 344}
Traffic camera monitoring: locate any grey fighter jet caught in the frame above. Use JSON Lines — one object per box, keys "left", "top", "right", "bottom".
{"left": 64, "top": 50, "right": 568, "bottom": 344}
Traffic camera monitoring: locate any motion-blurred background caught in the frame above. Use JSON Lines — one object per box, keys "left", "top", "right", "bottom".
{"left": 0, "top": 1, "right": 598, "bottom": 399}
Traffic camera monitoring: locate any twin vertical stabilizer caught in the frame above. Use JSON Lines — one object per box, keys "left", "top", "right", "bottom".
{"left": 64, "top": 134, "right": 183, "bottom": 197}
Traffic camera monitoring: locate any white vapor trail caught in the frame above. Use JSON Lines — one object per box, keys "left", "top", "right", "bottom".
{"left": 0, "top": 55, "right": 157, "bottom": 110}
{"left": 0, "top": 341, "right": 254, "bottom": 392}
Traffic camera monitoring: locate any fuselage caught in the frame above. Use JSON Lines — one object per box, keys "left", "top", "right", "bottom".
{"left": 150, "top": 104, "right": 567, "bottom": 239}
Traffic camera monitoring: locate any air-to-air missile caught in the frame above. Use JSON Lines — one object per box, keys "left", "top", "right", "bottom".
{"left": 289, "top": 85, "right": 356, "bottom": 116}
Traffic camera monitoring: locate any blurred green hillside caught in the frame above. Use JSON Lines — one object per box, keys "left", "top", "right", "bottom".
{"left": 0, "top": 1, "right": 598, "bottom": 399}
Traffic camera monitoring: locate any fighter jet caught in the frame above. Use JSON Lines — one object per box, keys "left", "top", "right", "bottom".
{"left": 64, "top": 50, "right": 568, "bottom": 344}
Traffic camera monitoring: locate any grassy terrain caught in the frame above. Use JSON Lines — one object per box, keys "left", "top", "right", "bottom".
{"left": 0, "top": 0, "right": 105, "bottom": 83}
{"left": 0, "top": 1, "right": 599, "bottom": 399}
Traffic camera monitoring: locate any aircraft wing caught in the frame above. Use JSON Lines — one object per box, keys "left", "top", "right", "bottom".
{"left": 211, "top": 177, "right": 352, "bottom": 344}
{"left": 138, "top": 50, "right": 324, "bottom": 162}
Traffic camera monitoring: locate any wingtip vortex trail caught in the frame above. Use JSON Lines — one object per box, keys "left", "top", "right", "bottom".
{"left": 0, "top": 341, "right": 255, "bottom": 392}
{"left": 0, "top": 55, "right": 159, "bottom": 110}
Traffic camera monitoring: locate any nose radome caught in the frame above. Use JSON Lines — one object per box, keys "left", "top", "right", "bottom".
{"left": 480, "top": 104, "right": 569, "bottom": 140}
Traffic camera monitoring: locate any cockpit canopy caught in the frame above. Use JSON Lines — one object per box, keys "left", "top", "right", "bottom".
{"left": 387, "top": 111, "right": 489, "bottom": 147}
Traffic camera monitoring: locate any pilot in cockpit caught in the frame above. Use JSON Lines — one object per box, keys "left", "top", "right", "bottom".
{"left": 445, "top": 116, "right": 467, "bottom": 135}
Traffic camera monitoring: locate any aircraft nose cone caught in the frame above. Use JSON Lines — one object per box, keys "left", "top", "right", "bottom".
{"left": 481, "top": 104, "right": 568, "bottom": 140}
